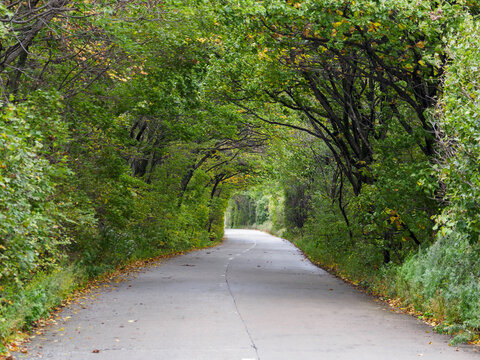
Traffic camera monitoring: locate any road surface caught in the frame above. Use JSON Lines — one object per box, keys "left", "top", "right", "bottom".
{"left": 15, "top": 229, "right": 480, "bottom": 359}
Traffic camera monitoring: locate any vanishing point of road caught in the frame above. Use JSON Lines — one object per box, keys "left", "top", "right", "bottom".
{"left": 15, "top": 229, "right": 480, "bottom": 360}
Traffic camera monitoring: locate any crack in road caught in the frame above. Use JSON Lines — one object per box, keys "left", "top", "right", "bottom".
{"left": 15, "top": 229, "right": 480, "bottom": 360}
{"left": 224, "top": 240, "right": 260, "bottom": 360}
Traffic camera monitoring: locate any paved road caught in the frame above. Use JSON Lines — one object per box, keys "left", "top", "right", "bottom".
{"left": 15, "top": 229, "right": 480, "bottom": 360}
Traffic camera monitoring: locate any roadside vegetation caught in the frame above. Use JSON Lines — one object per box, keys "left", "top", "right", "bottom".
{"left": 223, "top": 0, "right": 480, "bottom": 345}
{"left": 0, "top": 1, "right": 262, "bottom": 352}
{"left": 1, "top": 0, "right": 480, "bottom": 352}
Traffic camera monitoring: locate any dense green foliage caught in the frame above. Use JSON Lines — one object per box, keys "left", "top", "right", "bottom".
{"left": 2, "top": 0, "right": 480, "bottom": 349}
{"left": 220, "top": 0, "right": 480, "bottom": 344}
{"left": 391, "top": 16, "right": 480, "bottom": 344}
{"left": 0, "top": 0, "right": 262, "bottom": 348}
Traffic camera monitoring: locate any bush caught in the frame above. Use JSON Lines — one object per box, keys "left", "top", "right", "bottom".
{"left": 393, "top": 229, "right": 480, "bottom": 342}
{"left": 0, "top": 100, "right": 69, "bottom": 286}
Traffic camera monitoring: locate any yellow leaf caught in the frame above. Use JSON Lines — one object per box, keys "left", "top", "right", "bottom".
{"left": 416, "top": 41, "right": 425, "bottom": 49}
{"left": 368, "top": 22, "right": 381, "bottom": 32}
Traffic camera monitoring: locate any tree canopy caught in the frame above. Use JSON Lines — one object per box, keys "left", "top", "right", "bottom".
{"left": 1, "top": 0, "right": 480, "bottom": 350}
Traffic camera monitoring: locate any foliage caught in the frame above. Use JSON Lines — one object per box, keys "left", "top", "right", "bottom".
{"left": 220, "top": 0, "right": 480, "bottom": 342}
{"left": 395, "top": 231, "right": 480, "bottom": 339}
{"left": 385, "top": 15, "right": 480, "bottom": 344}
{"left": 435, "top": 16, "right": 480, "bottom": 239}
{"left": 0, "top": 0, "right": 263, "bottom": 347}
{"left": 226, "top": 188, "right": 274, "bottom": 229}
{"left": 0, "top": 267, "right": 81, "bottom": 347}
{"left": 0, "top": 98, "right": 69, "bottom": 286}
{"left": 2, "top": 0, "right": 480, "bottom": 349}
